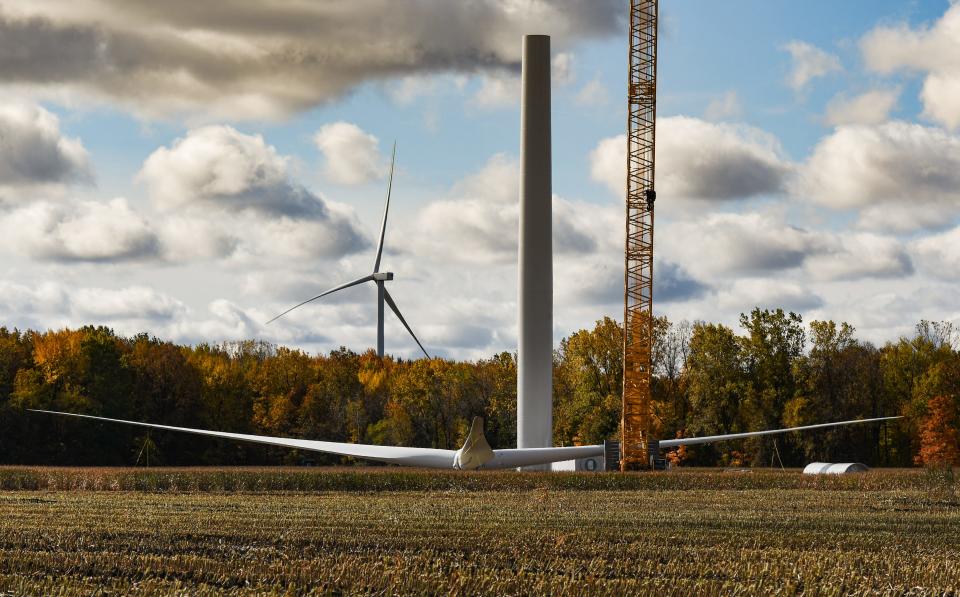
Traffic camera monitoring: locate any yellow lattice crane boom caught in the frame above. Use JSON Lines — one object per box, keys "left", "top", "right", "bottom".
{"left": 621, "top": 0, "right": 659, "bottom": 471}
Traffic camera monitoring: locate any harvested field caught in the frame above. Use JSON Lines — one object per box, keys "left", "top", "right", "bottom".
{"left": 1, "top": 467, "right": 958, "bottom": 595}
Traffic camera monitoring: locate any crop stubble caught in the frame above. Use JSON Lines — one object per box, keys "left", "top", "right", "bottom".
{"left": 0, "top": 468, "right": 957, "bottom": 595}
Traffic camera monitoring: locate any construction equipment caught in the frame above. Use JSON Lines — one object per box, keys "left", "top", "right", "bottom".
{"left": 621, "top": 0, "right": 659, "bottom": 471}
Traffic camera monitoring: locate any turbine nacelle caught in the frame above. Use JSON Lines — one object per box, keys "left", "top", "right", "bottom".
{"left": 372, "top": 272, "right": 394, "bottom": 281}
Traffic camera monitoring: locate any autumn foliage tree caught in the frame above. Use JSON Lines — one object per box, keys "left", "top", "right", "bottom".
{"left": 915, "top": 395, "right": 960, "bottom": 467}
{"left": 0, "top": 315, "right": 955, "bottom": 467}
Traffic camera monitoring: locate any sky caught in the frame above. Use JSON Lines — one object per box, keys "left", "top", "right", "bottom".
{"left": 1, "top": 0, "right": 959, "bottom": 359}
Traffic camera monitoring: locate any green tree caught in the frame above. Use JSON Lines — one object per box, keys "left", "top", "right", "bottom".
{"left": 474, "top": 352, "right": 516, "bottom": 449}
{"left": 244, "top": 345, "right": 318, "bottom": 464}
{"left": 685, "top": 322, "right": 746, "bottom": 465}
{"left": 553, "top": 317, "right": 622, "bottom": 446}
{"left": 652, "top": 318, "right": 692, "bottom": 440}
{"left": 789, "top": 321, "right": 884, "bottom": 464}
{"left": 738, "top": 309, "right": 805, "bottom": 465}
{"left": 187, "top": 343, "right": 258, "bottom": 464}
{"left": 125, "top": 335, "right": 204, "bottom": 464}
{"left": 299, "top": 348, "right": 361, "bottom": 454}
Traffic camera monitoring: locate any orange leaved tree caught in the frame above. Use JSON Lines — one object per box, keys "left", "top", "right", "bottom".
{"left": 916, "top": 395, "right": 960, "bottom": 467}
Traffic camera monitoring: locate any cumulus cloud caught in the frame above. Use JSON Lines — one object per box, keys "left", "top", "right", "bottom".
{"left": 313, "top": 122, "right": 385, "bottom": 186}
{"left": 861, "top": 3, "right": 960, "bottom": 129}
{"left": 140, "top": 126, "right": 316, "bottom": 216}
{"left": 0, "top": 123, "right": 372, "bottom": 265}
{"left": 2, "top": 279, "right": 294, "bottom": 346}
{"left": 0, "top": 280, "right": 69, "bottom": 318}
{"left": 660, "top": 212, "right": 915, "bottom": 284}
{"left": 412, "top": 155, "right": 518, "bottom": 262}
{"left": 469, "top": 52, "right": 576, "bottom": 109}
{"left": 717, "top": 279, "right": 824, "bottom": 313}
{"left": 804, "top": 233, "right": 913, "bottom": 281}
{"left": 655, "top": 261, "right": 710, "bottom": 302}
{"left": 471, "top": 72, "right": 522, "bottom": 109}
{"left": 412, "top": 154, "right": 617, "bottom": 264}
{"left": 575, "top": 77, "right": 609, "bottom": 106}
{"left": 0, "top": 0, "right": 624, "bottom": 120}
{"left": 252, "top": 209, "right": 371, "bottom": 261}
{"left": 552, "top": 198, "right": 610, "bottom": 255}
{"left": 425, "top": 320, "right": 496, "bottom": 351}
{"left": 156, "top": 216, "right": 238, "bottom": 261}
{"left": 912, "top": 226, "right": 960, "bottom": 279}
{"left": 659, "top": 118, "right": 790, "bottom": 200}
{"left": 552, "top": 52, "right": 575, "bottom": 86}
{"left": 242, "top": 268, "right": 370, "bottom": 304}
{"left": 157, "top": 207, "right": 369, "bottom": 265}
{"left": 138, "top": 126, "right": 368, "bottom": 258}
{"left": 0, "top": 280, "right": 194, "bottom": 337}
{"left": 192, "top": 299, "right": 260, "bottom": 340}
{"left": 704, "top": 90, "right": 742, "bottom": 121}
{"left": 0, "top": 198, "right": 159, "bottom": 262}
{"left": 590, "top": 117, "right": 791, "bottom": 201}
{"left": 565, "top": 255, "right": 708, "bottom": 307}
{"left": 588, "top": 135, "right": 626, "bottom": 197}
{"left": 416, "top": 196, "right": 518, "bottom": 262}
{"left": 662, "top": 213, "right": 822, "bottom": 279}
{"left": 0, "top": 103, "right": 90, "bottom": 189}
{"left": 921, "top": 75, "right": 960, "bottom": 130}
{"left": 73, "top": 286, "right": 186, "bottom": 321}
{"left": 824, "top": 88, "right": 900, "bottom": 126}
{"left": 387, "top": 75, "right": 445, "bottom": 105}
{"left": 796, "top": 121, "right": 960, "bottom": 231}
{"left": 782, "top": 41, "right": 842, "bottom": 92}
{"left": 556, "top": 257, "right": 619, "bottom": 307}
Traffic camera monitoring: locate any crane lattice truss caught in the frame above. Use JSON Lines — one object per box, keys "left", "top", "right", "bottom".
{"left": 621, "top": 0, "right": 658, "bottom": 471}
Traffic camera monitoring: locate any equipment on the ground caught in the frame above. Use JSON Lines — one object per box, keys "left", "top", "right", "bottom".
{"left": 803, "top": 462, "right": 870, "bottom": 474}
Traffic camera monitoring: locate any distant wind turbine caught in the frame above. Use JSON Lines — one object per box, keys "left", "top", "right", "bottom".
{"left": 266, "top": 143, "right": 429, "bottom": 359}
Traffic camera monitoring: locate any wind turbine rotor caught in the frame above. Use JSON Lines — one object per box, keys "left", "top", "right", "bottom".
{"left": 264, "top": 141, "right": 430, "bottom": 359}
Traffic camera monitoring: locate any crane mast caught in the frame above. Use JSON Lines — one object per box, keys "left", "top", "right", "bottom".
{"left": 621, "top": 0, "right": 658, "bottom": 471}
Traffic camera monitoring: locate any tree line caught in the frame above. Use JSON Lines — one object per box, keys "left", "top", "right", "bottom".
{"left": 0, "top": 308, "right": 957, "bottom": 468}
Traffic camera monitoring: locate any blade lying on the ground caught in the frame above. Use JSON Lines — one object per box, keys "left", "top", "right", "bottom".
{"left": 658, "top": 415, "right": 902, "bottom": 448}
{"left": 28, "top": 410, "right": 457, "bottom": 468}
{"left": 373, "top": 142, "right": 397, "bottom": 274}
{"left": 265, "top": 274, "right": 375, "bottom": 325}
{"left": 383, "top": 288, "right": 430, "bottom": 358}
{"left": 487, "top": 446, "right": 605, "bottom": 468}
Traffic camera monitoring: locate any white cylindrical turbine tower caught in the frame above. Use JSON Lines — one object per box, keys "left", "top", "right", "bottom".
{"left": 517, "top": 34, "right": 552, "bottom": 465}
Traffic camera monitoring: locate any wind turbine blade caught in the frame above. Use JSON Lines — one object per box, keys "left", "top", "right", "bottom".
{"left": 383, "top": 288, "right": 430, "bottom": 359}
{"left": 29, "top": 409, "right": 457, "bottom": 468}
{"left": 373, "top": 141, "right": 396, "bottom": 273}
{"left": 265, "top": 274, "right": 375, "bottom": 324}
{"left": 657, "top": 415, "right": 903, "bottom": 448}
